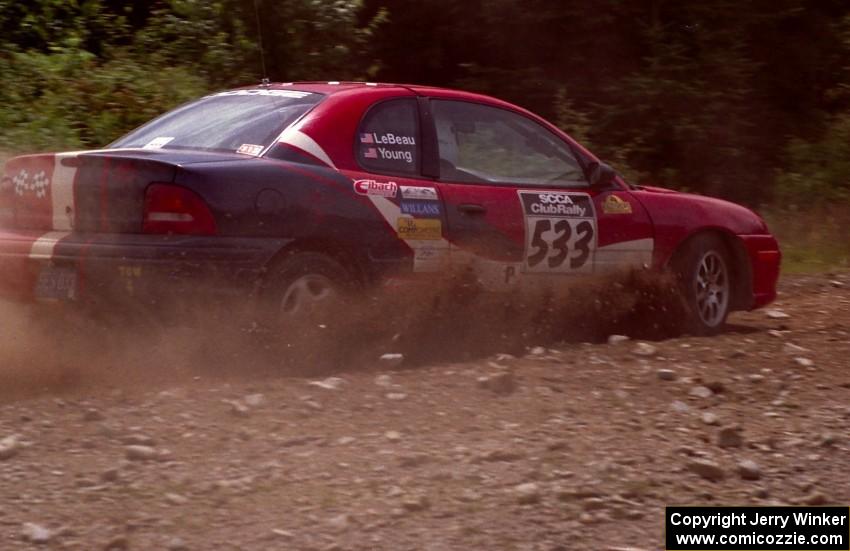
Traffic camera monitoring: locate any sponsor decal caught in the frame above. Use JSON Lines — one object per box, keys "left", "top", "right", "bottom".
{"left": 353, "top": 179, "right": 398, "bottom": 197}
{"left": 396, "top": 217, "right": 442, "bottom": 240}
{"left": 520, "top": 192, "right": 592, "bottom": 217}
{"left": 518, "top": 190, "right": 597, "bottom": 274}
{"left": 212, "top": 89, "right": 312, "bottom": 99}
{"left": 602, "top": 194, "right": 633, "bottom": 214}
{"left": 400, "top": 186, "right": 438, "bottom": 200}
{"left": 360, "top": 132, "right": 416, "bottom": 146}
{"left": 363, "top": 147, "right": 413, "bottom": 164}
{"left": 400, "top": 200, "right": 441, "bottom": 218}
{"left": 236, "top": 143, "right": 264, "bottom": 156}
{"left": 412, "top": 244, "right": 450, "bottom": 271}
{"left": 12, "top": 169, "right": 49, "bottom": 198}
{"left": 143, "top": 136, "right": 174, "bottom": 150}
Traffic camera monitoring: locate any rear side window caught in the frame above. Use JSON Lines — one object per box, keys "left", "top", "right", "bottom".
{"left": 356, "top": 98, "right": 420, "bottom": 176}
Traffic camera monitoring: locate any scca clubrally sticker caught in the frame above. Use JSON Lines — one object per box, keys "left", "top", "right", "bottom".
{"left": 518, "top": 191, "right": 597, "bottom": 274}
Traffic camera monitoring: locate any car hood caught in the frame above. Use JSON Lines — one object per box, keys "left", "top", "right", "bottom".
{"left": 629, "top": 185, "right": 769, "bottom": 235}
{"left": 633, "top": 184, "right": 680, "bottom": 194}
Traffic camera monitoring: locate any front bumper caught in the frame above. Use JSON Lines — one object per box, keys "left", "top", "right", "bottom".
{"left": 0, "top": 229, "right": 290, "bottom": 305}
{"left": 739, "top": 233, "right": 781, "bottom": 309}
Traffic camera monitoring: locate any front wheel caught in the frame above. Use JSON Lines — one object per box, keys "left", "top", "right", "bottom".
{"left": 673, "top": 234, "right": 733, "bottom": 335}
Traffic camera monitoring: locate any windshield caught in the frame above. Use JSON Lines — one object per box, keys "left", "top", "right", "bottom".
{"left": 110, "top": 89, "right": 322, "bottom": 154}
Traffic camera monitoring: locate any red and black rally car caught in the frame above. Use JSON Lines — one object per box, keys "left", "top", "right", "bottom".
{"left": 0, "top": 82, "right": 780, "bottom": 334}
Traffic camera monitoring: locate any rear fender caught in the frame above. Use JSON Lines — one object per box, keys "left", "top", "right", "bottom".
{"left": 258, "top": 237, "right": 371, "bottom": 295}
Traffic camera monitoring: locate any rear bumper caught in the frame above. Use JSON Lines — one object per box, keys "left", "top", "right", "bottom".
{"left": 739, "top": 233, "right": 781, "bottom": 309}
{"left": 0, "top": 229, "right": 289, "bottom": 304}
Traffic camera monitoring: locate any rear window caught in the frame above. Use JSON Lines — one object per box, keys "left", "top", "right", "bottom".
{"left": 110, "top": 89, "right": 322, "bottom": 154}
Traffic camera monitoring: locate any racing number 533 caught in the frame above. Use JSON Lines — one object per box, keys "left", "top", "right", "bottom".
{"left": 526, "top": 218, "right": 594, "bottom": 271}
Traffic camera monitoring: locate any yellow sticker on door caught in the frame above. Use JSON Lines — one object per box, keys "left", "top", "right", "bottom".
{"left": 602, "top": 194, "right": 633, "bottom": 214}
{"left": 397, "top": 217, "right": 442, "bottom": 240}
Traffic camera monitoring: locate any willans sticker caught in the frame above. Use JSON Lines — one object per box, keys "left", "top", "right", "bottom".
{"left": 400, "top": 201, "right": 441, "bottom": 218}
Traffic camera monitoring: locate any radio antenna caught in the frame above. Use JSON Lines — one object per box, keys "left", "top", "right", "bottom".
{"left": 253, "top": 0, "right": 269, "bottom": 85}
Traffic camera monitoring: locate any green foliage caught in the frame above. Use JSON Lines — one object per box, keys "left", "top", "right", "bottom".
{"left": 362, "top": 0, "right": 850, "bottom": 205}
{"left": 0, "top": 48, "right": 207, "bottom": 151}
{"left": 0, "top": 0, "right": 383, "bottom": 152}
{"left": 1, "top": 0, "right": 850, "bottom": 213}
{"left": 762, "top": 206, "right": 850, "bottom": 273}
{"left": 0, "top": 0, "right": 216, "bottom": 151}
{"left": 776, "top": 112, "right": 850, "bottom": 205}
{"left": 133, "top": 1, "right": 258, "bottom": 87}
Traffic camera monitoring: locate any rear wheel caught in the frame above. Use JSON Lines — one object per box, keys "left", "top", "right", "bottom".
{"left": 673, "top": 234, "right": 733, "bottom": 335}
{"left": 262, "top": 252, "right": 350, "bottom": 325}
{"left": 279, "top": 272, "right": 337, "bottom": 317}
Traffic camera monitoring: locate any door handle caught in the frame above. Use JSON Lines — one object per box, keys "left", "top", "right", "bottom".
{"left": 457, "top": 203, "right": 487, "bottom": 215}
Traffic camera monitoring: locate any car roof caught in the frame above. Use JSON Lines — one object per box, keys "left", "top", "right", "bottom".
{"left": 235, "top": 81, "right": 504, "bottom": 103}
{"left": 234, "top": 81, "right": 528, "bottom": 118}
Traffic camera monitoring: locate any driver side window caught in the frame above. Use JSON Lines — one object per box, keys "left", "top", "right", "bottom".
{"left": 431, "top": 100, "right": 586, "bottom": 186}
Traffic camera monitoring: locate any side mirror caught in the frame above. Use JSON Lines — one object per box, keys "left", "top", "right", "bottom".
{"left": 586, "top": 161, "right": 617, "bottom": 189}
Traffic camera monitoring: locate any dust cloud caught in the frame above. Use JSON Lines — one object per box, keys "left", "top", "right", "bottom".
{"left": 0, "top": 269, "right": 682, "bottom": 401}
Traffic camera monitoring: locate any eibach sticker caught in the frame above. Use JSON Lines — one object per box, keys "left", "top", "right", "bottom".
{"left": 518, "top": 191, "right": 596, "bottom": 274}
{"left": 353, "top": 179, "right": 398, "bottom": 197}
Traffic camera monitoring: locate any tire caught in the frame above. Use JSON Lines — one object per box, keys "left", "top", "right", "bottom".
{"left": 259, "top": 252, "right": 351, "bottom": 336}
{"left": 672, "top": 233, "right": 734, "bottom": 336}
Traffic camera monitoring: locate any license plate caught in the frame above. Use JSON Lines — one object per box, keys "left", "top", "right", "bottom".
{"left": 34, "top": 266, "right": 78, "bottom": 301}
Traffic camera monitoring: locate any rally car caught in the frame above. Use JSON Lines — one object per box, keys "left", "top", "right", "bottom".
{"left": 0, "top": 82, "right": 780, "bottom": 334}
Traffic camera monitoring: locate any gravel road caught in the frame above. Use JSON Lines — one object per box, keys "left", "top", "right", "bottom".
{"left": 1, "top": 272, "right": 848, "bottom": 550}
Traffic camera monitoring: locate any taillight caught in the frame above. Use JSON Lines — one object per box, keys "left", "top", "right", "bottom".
{"left": 142, "top": 183, "right": 216, "bottom": 235}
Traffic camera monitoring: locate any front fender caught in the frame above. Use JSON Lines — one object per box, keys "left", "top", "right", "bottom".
{"left": 630, "top": 189, "right": 769, "bottom": 268}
